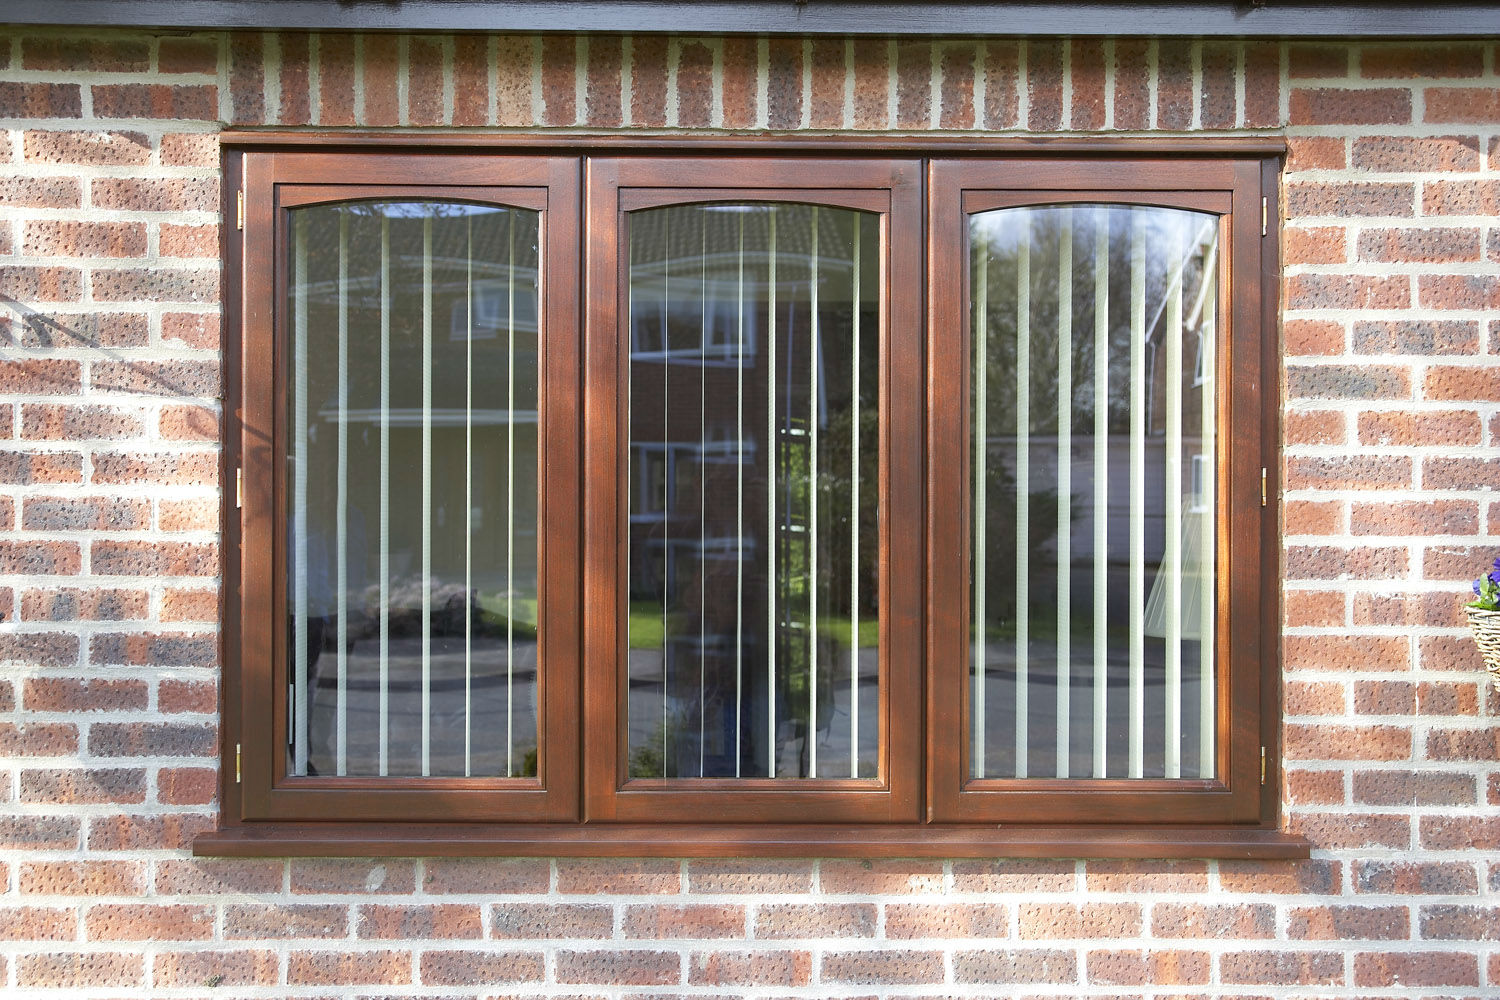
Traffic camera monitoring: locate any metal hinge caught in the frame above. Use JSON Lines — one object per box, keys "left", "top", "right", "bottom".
{"left": 1261, "top": 467, "right": 1267, "bottom": 507}
{"left": 235, "top": 467, "right": 243, "bottom": 509}
{"left": 1260, "top": 746, "right": 1267, "bottom": 785}
{"left": 235, "top": 743, "right": 242, "bottom": 784}
{"left": 236, "top": 189, "right": 244, "bottom": 231}
{"left": 1261, "top": 196, "right": 1268, "bottom": 237}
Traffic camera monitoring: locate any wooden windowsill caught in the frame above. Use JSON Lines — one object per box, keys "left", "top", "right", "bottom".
{"left": 195, "top": 823, "right": 1310, "bottom": 859}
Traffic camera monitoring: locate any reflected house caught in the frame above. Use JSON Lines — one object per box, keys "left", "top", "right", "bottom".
{"left": 625, "top": 205, "right": 879, "bottom": 778}
{"left": 290, "top": 203, "right": 542, "bottom": 777}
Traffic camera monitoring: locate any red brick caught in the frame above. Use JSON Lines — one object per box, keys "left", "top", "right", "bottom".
{"left": 159, "top": 132, "right": 217, "bottom": 166}
{"left": 0, "top": 81, "right": 82, "bottom": 117}
{"left": 1243, "top": 41, "right": 1280, "bottom": 127}
{"left": 159, "top": 678, "right": 217, "bottom": 713}
{"left": 161, "top": 311, "right": 219, "bottom": 349}
{"left": 488, "top": 902, "right": 615, "bottom": 941}
{"left": 821, "top": 859, "right": 944, "bottom": 894}
{"left": 154, "top": 858, "right": 283, "bottom": 895}
{"left": 1284, "top": 545, "right": 1407, "bottom": 581}
{"left": 22, "top": 404, "right": 146, "bottom": 441}
{"left": 0, "top": 723, "right": 77, "bottom": 757}
{"left": 1285, "top": 679, "right": 1346, "bottom": 715}
{"left": 0, "top": 633, "right": 78, "bottom": 666}
{"left": 290, "top": 858, "right": 415, "bottom": 894}
{"left": 629, "top": 36, "right": 668, "bottom": 128}
{"left": 1087, "top": 948, "right": 1210, "bottom": 986}
{"left": 91, "top": 176, "right": 218, "bottom": 212}
{"left": 92, "top": 632, "right": 216, "bottom": 673}
{"left": 1283, "top": 590, "right": 1344, "bottom": 628}
{"left": 1220, "top": 950, "right": 1344, "bottom": 985}
{"left": 16, "top": 952, "right": 142, "bottom": 989}
{"left": 19, "top": 767, "right": 145, "bottom": 805}
{"left": 89, "top": 721, "right": 215, "bottom": 758}
{"left": 1026, "top": 39, "right": 1063, "bottom": 130}
{"left": 1351, "top": 499, "right": 1476, "bottom": 536}
{"left": 753, "top": 902, "right": 876, "bottom": 939}
{"left": 22, "top": 130, "right": 151, "bottom": 166}
{"left": 823, "top": 948, "right": 944, "bottom": 985}
{"left": 1354, "top": 319, "right": 1478, "bottom": 355}
{"left": 952, "top": 858, "right": 1076, "bottom": 892}
{"left": 686, "top": 859, "right": 813, "bottom": 893}
{"left": 317, "top": 32, "right": 356, "bottom": 125}
{"left": 228, "top": 31, "right": 265, "bottom": 122}
{"left": 1425, "top": 87, "right": 1500, "bottom": 123}
{"left": 1285, "top": 274, "right": 1410, "bottom": 310}
{"left": 91, "top": 541, "right": 217, "bottom": 578}
{"left": 1423, "top": 272, "right": 1500, "bottom": 312}
{"left": 1156, "top": 39, "right": 1193, "bottom": 129}
{"left": 0, "top": 906, "right": 76, "bottom": 941}
{"left": 1424, "top": 364, "right": 1500, "bottom": 401}
{"left": 158, "top": 766, "right": 216, "bottom": 804}
{"left": 1018, "top": 902, "right": 1140, "bottom": 938}
{"left": 1358, "top": 226, "right": 1480, "bottom": 263}
{"left": 1286, "top": 723, "right": 1411, "bottom": 761}
{"left": 160, "top": 589, "right": 218, "bottom": 623}
{"left": 86, "top": 903, "right": 213, "bottom": 940}
{"left": 0, "top": 176, "right": 80, "bottom": 208}
{"left": 1425, "top": 455, "right": 1500, "bottom": 489}
{"left": 1291, "top": 86, "right": 1411, "bottom": 124}
{"left": 362, "top": 33, "right": 399, "bottom": 126}
{"left": 224, "top": 903, "right": 347, "bottom": 939}
{"left": 444, "top": 34, "right": 488, "bottom": 126}
{"left": 555, "top": 949, "right": 675, "bottom": 985}
{"left": 0, "top": 451, "right": 82, "bottom": 486}
{"left": 1353, "top": 134, "right": 1480, "bottom": 172}
{"left": 20, "top": 860, "right": 143, "bottom": 895}
{"left": 583, "top": 36, "right": 622, "bottom": 128}
{"left": 766, "top": 38, "right": 803, "bottom": 129}
{"left": 495, "top": 35, "right": 534, "bottom": 127}
{"left": 407, "top": 36, "right": 444, "bottom": 126}
{"left": 1287, "top": 135, "right": 1346, "bottom": 171}
{"left": 1355, "top": 859, "right": 1479, "bottom": 894}
{"left": 158, "top": 36, "right": 219, "bottom": 74}
{"left": 1419, "top": 679, "right": 1481, "bottom": 715}
{"left": 540, "top": 35, "right": 577, "bottom": 126}
{"left": 1423, "top": 179, "right": 1500, "bottom": 215}
{"left": 0, "top": 265, "right": 82, "bottom": 301}
{"left": 981, "top": 40, "right": 1020, "bottom": 130}
{"left": 0, "top": 816, "right": 78, "bottom": 850}
{"left": 288, "top": 950, "right": 412, "bottom": 985}
{"left": 1354, "top": 769, "right": 1476, "bottom": 805}
{"left": 358, "top": 902, "right": 482, "bottom": 939}
{"left": 92, "top": 450, "right": 218, "bottom": 486}
{"left": 1426, "top": 727, "right": 1498, "bottom": 761}
{"left": 23, "top": 677, "right": 146, "bottom": 711}
{"left": 676, "top": 39, "right": 714, "bottom": 129}
{"left": 1153, "top": 903, "right": 1274, "bottom": 939}
{"left": 23, "top": 496, "right": 150, "bottom": 531}
{"left": 154, "top": 949, "right": 278, "bottom": 987}
{"left": 1289, "top": 42, "right": 1350, "bottom": 78}
{"left": 1355, "top": 951, "right": 1478, "bottom": 987}
{"left": 92, "top": 84, "right": 217, "bottom": 119}
{"left": 159, "top": 223, "right": 217, "bottom": 258}
{"left": 1419, "top": 904, "right": 1500, "bottom": 940}
{"left": 1419, "top": 634, "right": 1482, "bottom": 671}
{"left": 939, "top": 41, "right": 979, "bottom": 130}
{"left": 1284, "top": 499, "right": 1341, "bottom": 535}
{"left": 1285, "top": 409, "right": 1345, "bottom": 446}
{"left": 621, "top": 903, "right": 742, "bottom": 939}
{"left": 1421, "top": 815, "right": 1500, "bottom": 850}
{"left": 92, "top": 267, "right": 218, "bottom": 304}
{"left": 1353, "top": 678, "right": 1415, "bottom": 715}
{"left": 1283, "top": 229, "right": 1347, "bottom": 267}
{"left": 1286, "top": 181, "right": 1413, "bottom": 217}
{"left": 953, "top": 948, "right": 1076, "bottom": 984}
{"left": 24, "top": 35, "right": 149, "bottom": 70}
{"left": 886, "top": 902, "right": 1008, "bottom": 939}
{"left": 689, "top": 949, "right": 812, "bottom": 987}
{"left": 1361, "top": 43, "right": 1485, "bottom": 77}
{"left": 1286, "top": 768, "right": 1345, "bottom": 804}
{"left": 1291, "top": 812, "right": 1411, "bottom": 850}
{"left": 425, "top": 858, "right": 550, "bottom": 894}
{"left": 1198, "top": 41, "right": 1236, "bottom": 129}
{"left": 1083, "top": 860, "right": 1209, "bottom": 893}
{"left": 1358, "top": 410, "right": 1479, "bottom": 446}
{"left": 157, "top": 498, "right": 216, "bottom": 533}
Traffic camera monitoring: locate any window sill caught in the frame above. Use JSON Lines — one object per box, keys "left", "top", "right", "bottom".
{"left": 195, "top": 823, "right": 1310, "bottom": 859}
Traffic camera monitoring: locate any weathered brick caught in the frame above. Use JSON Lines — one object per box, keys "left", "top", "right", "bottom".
{"left": 953, "top": 948, "right": 1077, "bottom": 984}
{"left": 1219, "top": 860, "right": 1340, "bottom": 894}
{"left": 87, "top": 721, "right": 216, "bottom": 757}
{"left": 154, "top": 858, "right": 283, "bottom": 896}
{"left": 86, "top": 903, "right": 213, "bottom": 941}
{"left": 92, "top": 83, "right": 217, "bottom": 119}
{"left": 1419, "top": 904, "right": 1500, "bottom": 940}
{"left": 1284, "top": 544, "right": 1407, "bottom": 581}
{"left": 556, "top": 859, "right": 678, "bottom": 894}
{"left": 1351, "top": 499, "right": 1477, "bottom": 536}
{"left": 1358, "top": 410, "right": 1479, "bottom": 446}
{"left": 685, "top": 859, "right": 813, "bottom": 893}
{"left": 820, "top": 859, "right": 944, "bottom": 894}
{"left": 157, "top": 766, "right": 216, "bottom": 804}
{"left": 20, "top": 860, "right": 144, "bottom": 896}
{"left": 582, "top": 35, "right": 622, "bottom": 128}
{"left": 1017, "top": 902, "right": 1141, "bottom": 938}
{"left": 287, "top": 950, "right": 412, "bottom": 985}
{"left": 753, "top": 902, "right": 876, "bottom": 939}
{"left": 886, "top": 902, "right": 1008, "bottom": 939}
{"left": 1291, "top": 812, "right": 1411, "bottom": 850}
{"left": 0, "top": 452, "right": 83, "bottom": 486}
{"left": 952, "top": 858, "right": 1075, "bottom": 892}
{"left": 1355, "top": 950, "right": 1478, "bottom": 987}
{"left": 1087, "top": 948, "right": 1211, "bottom": 986}
{"left": 16, "top": 952, "right": 142, "bottom": 989}
{"left": 23, "top": 496, "right": 150, "bottom": 531}
{"left": 153, "top": 950, "right": 278, "bottom": 987}
{"left": 0, "top": 906, "right": 76, "bottom": 941}
{"left": 358, "top": 903, "right": 482, "bottom": 939}
{"left": 1352, "top": 134, "right": 1480, "bottom": 172}
{"left": 688, "top": 948, "right": 811, "bottom": 987}
{"left": 1286, "top": 724, "right": 1411, "bottom": 761}
{"left": 0, "top": 722, "right": 77, "bottom": 756}
{"left": 1354, "top": 859, "right": 1479, "bottom": 895}
{"left": 555, "top": 949, "right": 673, "bottom": 986}
{"left": 158, "top": 35, "right": 219, "bottom": 74}
{"left": 91, "top": 450, "right": 218, "bottom": 487}
{"left": 0, "top": 81, "right": 82, "bottom": 117}
{"left": 290, "top": 859, "right": 415, "bottom": 894}
{"left": 1152, "top": 903, "right": 1275, "bottom": 939}
{"left": 91, "top": 541, "right": 218, "bottom": 577}
{"left": 224, "top": 903, "right": 347, "bottom": 939}
{"left": 1425, "top": 86, "right": 1500, "bottom": 122}
{"left": 1220, "top": 949, "right": 1344, "bottom": 985}
{"left": 19, "top": 767, "right": 146, "bottom": 804}
{"left": 1290, "top": 86, "right": 1411, "bottom": 124}
{"left": 425, "top": 858, "right": 551, "bottom": 894}
{"left": 1353, "top": 769, "right": 1475, "bottom": 805}
{"left": 90, "top": 177, "right": 218, "bottom": 213}
{"left": 823, "top": 948, "right": 945, "bottom": 985}
{"left": 622, "top": 903, "right": 744, "bottom": 939}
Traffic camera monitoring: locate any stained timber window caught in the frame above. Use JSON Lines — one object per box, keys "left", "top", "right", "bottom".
{"left": 215, "top": 142, "right": 1292, "bottom": 856}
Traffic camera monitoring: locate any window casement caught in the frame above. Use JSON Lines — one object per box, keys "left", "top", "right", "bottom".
{"left": 206, "top": 137, "right": 1303, "bottom": 859}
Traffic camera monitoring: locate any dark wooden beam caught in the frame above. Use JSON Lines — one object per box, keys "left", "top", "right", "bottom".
{"left": 5, "top": 0, "right": 1500, "bottom": 38}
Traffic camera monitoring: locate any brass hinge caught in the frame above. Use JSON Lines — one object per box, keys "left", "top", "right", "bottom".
{"left": 1261, "top": 196, "right": 1268, "bottom": 237}
{"left": 236, "top": 189, "right": 244, "bottom": 231}
{"left": 235, "top": 467, "right": 243, "bottom": 509}
{"left": 235, "top": 743, "right": 242, "bottom": 784}
{"left": 1261, "top": 467, "right": 1268, "bottom": 507}
{"left": 1260, "top": 746, "right": 1267, "bottom": 785}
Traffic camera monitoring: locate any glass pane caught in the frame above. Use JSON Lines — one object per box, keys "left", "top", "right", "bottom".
{"left": 627, "top": 203, "right": 880, "bottom": 780}
{"left": 286, "top": 200, "right": 541, "bottom": 778}
{"left": 969, "top": 204, "right": 1217, "bottom": 780}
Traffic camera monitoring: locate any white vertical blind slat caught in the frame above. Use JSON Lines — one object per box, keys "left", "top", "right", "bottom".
{"left": 1164, "top": 224, "right": 1185, "bottom": 779}
{"left": 1091, "top": 210, "right": 1109, "bottom": 779}
{"left": 420, "top": 216, "right": 433, "bottom": 778}
{"left": 1128, "top": 217, "right": 1146, "bottom": 780}
{"left": 766, "top": 208, "right": 778, "bottom": 779}
{"left": 808, "top": 206, "right": 820, "bottom": 780}
{"left": 1014, "top": 213, "right": 1030, "bottom": 780}
{"left": 292, "top": 213, "right": 309, "bottom": 776}
{"left": 1055, "top": 210, "right": 1073, "bottom": 779}
{"left": 972, "top": 225, "right": 988, "bottom": 780}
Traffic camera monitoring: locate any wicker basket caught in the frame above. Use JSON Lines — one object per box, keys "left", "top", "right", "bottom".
{"left": 1464, "top": 604, "right": 1500, "bottom": 693}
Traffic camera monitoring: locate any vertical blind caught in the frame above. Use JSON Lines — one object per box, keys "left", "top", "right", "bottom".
{"left": 626, "top": 203, "right": 880, "bottom": 780}
{"left": 287, "top": 200, "right": 541, "bottom": 779}
{"left": 970, "top": 204, "right": 1218, "bottom": 781}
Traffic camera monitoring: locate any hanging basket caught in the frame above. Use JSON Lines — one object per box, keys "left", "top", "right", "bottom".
{"left": 1463, "top": 604, "right": 1500, "bottom": 693}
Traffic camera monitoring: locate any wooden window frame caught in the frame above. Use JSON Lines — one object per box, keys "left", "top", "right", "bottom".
{"left": 205, "top": 135, "right": 1304, "bottom": 859}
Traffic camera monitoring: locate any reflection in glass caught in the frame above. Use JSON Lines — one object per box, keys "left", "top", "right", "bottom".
{"left": 287, "top": 201, "right": 540, "bottom": 778}
{"left": 627, "top": 203, "right": 880, "bottom": 780}
{"left": 970, "top": 204, "right": 1217, "bottom": 780}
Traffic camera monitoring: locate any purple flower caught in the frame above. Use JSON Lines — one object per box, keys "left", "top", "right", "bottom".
{"left": 1476, "top": 580, "right": 1483, "bottom": 595}
{"left": 1491, "top": 556, "right": 1500, "bottom": 572}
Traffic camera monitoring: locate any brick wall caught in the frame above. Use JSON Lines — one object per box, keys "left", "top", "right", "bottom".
{"left": 0, "top": 27, "right": 1496, "bottom": 995}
